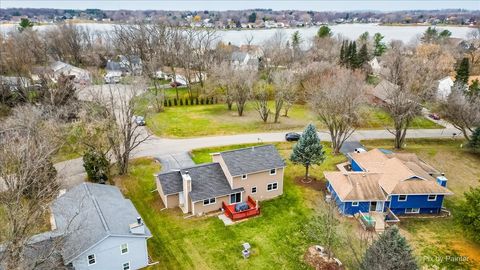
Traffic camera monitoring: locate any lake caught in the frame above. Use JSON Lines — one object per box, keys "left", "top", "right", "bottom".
{"left": 0, "top": 22, "right": 474, "bottom": 45}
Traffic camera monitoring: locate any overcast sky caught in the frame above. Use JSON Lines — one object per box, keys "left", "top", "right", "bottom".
{"left": 1, "top": 1, "right": 479, "bottom": 11}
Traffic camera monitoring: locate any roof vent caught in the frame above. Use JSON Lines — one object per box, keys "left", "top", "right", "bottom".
{"left": 441, "top": 172, "right": 445, "bottom": 176}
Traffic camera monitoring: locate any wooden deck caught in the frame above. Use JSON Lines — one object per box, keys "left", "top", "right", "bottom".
{"left": 222, "top": 196, "right": 260, "bottom": 221}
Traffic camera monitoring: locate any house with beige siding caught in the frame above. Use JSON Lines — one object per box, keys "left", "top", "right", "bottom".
{"left": 155, "top": 145, "right": 285, "bottom": 219}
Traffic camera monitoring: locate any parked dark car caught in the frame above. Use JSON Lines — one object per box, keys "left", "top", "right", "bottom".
{"left": 135, "top": 116, "right": 146, "bottom": 126}
{"left": 428, "top": 113, "right": 440, "bottom": 120}
{"left": 170, "top": 81, "right": 183, "bottom": 87}
{"left": 285, "top": 132, "right": 301, "bottom": 141}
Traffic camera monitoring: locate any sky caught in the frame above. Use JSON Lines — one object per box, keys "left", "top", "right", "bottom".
{"left": 1, "top": 1, "right": 479, "bottom": 12}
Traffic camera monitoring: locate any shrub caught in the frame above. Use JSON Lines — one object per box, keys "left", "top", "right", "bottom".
{"left": 467, "top": 127, "right": 480, "bottom": 153}
{"left": 206, "top": 98, "right": 210, "bottom": 105}
{"left": 180, "top": 99, "right": 183, "bottom": 106}
{"left": 83, "top": 148, "right": 109, "bottom": 183}
{"left": 168, "top": 99, "right": 172, "bottom": 106}
{"left": 174, "top": 99, "right": 178, "bottom": 106}
{"left": 185, "top": 98, "right": 189, "bottom": 105}
{"left": 190, "top": 98, "right": 194, "bottom": 105}
{"left": 195, "top": 97, "right": 199, "bottom": 105}
{"left": 200, "top": 98, "right": 204, "bottom": 105}
{"left": 164, "top": 99, "right": 168, "bottom": 107}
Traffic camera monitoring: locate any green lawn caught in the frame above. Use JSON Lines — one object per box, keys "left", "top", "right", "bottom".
{"left": 142, "top": 100, "right": 443, "bottom": 138}
{"left": 362, "top": 139, "right": 480, "bottom": 269}
{"left": 117, "top": 142, "right": 364, "bottom": 270}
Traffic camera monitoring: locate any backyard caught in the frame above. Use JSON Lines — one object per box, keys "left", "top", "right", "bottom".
{"left": 116, "top": 142, "right": 366, "bottom": 270}
{"left": 362, "top": 139, "right": 480, "bottom": 269}
{"left": 137, "top": 88, "right": 442, "bottom": 138}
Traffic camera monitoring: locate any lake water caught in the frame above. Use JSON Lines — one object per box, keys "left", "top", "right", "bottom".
{"left": 0, "top": 23, "right": 474, "bottom": 45}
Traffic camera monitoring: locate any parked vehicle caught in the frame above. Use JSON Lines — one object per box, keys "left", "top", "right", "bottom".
{"left": 285, "top": 132, "right": 301, "bottom": 141}
{"left": 170, "top": 81, "right": 183, "bottom": 87}
{"left": 428, "top": 113, "right": 440, "bottom": 120}
{"left": 135, "top": 116, "right": 146, "bottom": 126}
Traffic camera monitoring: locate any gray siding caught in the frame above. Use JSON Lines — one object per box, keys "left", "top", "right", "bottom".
{"left": 71, "top": 236, "right": 149, "bottom": 270}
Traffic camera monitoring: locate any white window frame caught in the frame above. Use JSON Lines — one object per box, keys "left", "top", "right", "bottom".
{"left": 121, "top": 243, "right": 128, "bottom": 254}
{"left": 427, "top": 195, "right": 437, "bottom": 201}
{"left": 242, "top": 174, "right": 248, "bottom": 179}
{"left": 269, "top": 168, "right": 277, "bottom": 175}
{"left": 267, "top": 182, "right": 278, "bottom": 192}
{"left": 87, "top": 254, "right": 96, "bottom": 266}
{"left": 398, "top": 195, "right": 407, "bottom": 202}
{"left": 251, "top": 186, "right": 257, "bottom": 194}
{"left": 203, "top": 198, "right": 216, "bottom": 205}
{"left": 405, "top": 208, "right": 420, "bottom": 214}
{"left": 351, "top": 201, "right": 359, "bottom": 207}
{"left": 122, "top": 261, "right": 130, "bottom": 270}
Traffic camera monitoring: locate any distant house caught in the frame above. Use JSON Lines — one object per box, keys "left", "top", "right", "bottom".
{"left": 368, "top": 57, "right": 382, "bottom": 75}
{"left": 230, "top": 51, "right": 259, "bottom": 70}
{"left": 119, "top": 55, "right": 143, "bottom": 75}
{"left": 156, "top": 145, "right": 285, "bottom": 220}
{"left": 368, "top": 79, "right": 398, "bottom": 104}
{"left": 8, "top": 183, "right": 152, "bottom": 270}
{"left": 155, "top": 66, "right": 206, "bottom": 86}
{"left": 325, "top": 149, "right": 452, "bottom": 216}
{"left": 50, "top": 61, "right": 91, "bottom": 84}
{"left": 437, "top": 76, "right": 454, "bottom": 100}
{"left": 0, "top": 76, "right": 31, "bottom": 91}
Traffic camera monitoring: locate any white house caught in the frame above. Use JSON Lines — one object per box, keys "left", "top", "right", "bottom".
{"left": 51, "top": 61, "right": 91, "bottom": 84}
{"left": 105, "top": 70, "right": 122, "bottom": 84}
{"left": 230, "top": 52, "right": 259, "bottom": 71}
{"left": 8, "top": 183, "right": 153, "bottom": 270}
{"left": 368, "top": 57, "right": 382, "bottom": 75}
{"left": 437, "top": 76, "right": 454, "bottom": 100}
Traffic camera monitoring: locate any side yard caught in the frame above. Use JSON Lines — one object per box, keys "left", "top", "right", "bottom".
{"left": 362, "top": 139, "right": 480, "bottom": 269}
{"left": 116, "top": 142, "right": 366, "bottom": 269}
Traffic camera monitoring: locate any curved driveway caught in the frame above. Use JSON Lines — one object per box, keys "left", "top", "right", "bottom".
{"left": 55, "top": 127, "right": 463, "bottom": 189}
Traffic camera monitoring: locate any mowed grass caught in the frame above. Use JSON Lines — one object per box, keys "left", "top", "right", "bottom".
{"left": 116, "top": 142, "right": 365, "bottom": 270}
{"left": 143, "top": 100, "right": 443, "bottom": 138}
{"left": 362, "top": 139, "right": 480, "bottom": 269}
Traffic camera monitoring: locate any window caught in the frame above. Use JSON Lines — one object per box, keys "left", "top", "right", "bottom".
{"left": 242, "top": 174, "right": 247, "bottom": 179}
{"left": 122, "top": 262, "right": 130, "bottom": 270}
{"left": 398, "top": 195, "right": 407, "bottom": 202}
{"left": 230, "top": 192, "right": 241, "bottom": 204}
{"left": 427, "top": 195, "right": 437, "bottom": 201}
{"left": 251, "top": 187, "right": 257, "bottom": 194}
{"left": 203, "top": 198, "right": 216, "bottom": 205}
{"left": 121, "top": 243, "right": 128, "bottom": 254}
{"left": 405, "top": 208, "right": 420, "bottom": 214}
{"left": 267, "top": 182, "right": 278, "bottom": 191}
{"left": 351, "top": 201, "right": 359, "bottom": 206}
{"left": 87, "top": 254, "right": 96, "bottom": 265}
{"left": 270, "top": 168, "right": 276, "bottom": 175}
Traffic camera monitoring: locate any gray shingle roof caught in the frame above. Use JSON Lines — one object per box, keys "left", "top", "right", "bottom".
{"left": 219, "top": 145, "right": 285, "bottom": 176}
{"left": 157, "top": 163, "right": 243, "bottom": 202}
{"left": 51, "top": 183, "right": 151, "bottom": 264}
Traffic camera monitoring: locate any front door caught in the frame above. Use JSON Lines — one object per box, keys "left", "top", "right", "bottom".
{"left": 376, "top": 201, "right": 384, "bottom": 212}
{"left": 370, "top": 201, "right": 377, "bottom": 212}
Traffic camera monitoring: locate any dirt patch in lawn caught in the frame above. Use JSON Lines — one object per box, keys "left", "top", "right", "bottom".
{"left": 294, "top": 176, "right": 326, "bottom": 192}
{"left": 304, "top": 246, "right": 344, "bottom": 270}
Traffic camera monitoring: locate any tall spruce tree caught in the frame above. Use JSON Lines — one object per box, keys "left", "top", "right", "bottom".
{"left": 467, "top": 127, "right": 480, "bottom": 153}
{"left": 290, "top": 124, "right": 325, "bottom": 183}
{"left": 358, "top": 43, "right": 369, "bottom": 67}
{"left": 373, "top": 32, "right": 387, "bottom": 56}
{"left": 339, "top": 41, "right": 346, "bottom": 65}
{"left": 361, "top": 226, "right": 418, "bottom": 270}
{"left": 455, "top": 58, "right": 470, "bottom": 85}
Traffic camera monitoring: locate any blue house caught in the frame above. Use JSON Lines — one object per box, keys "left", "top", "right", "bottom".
{"left": 325, "top": 149, "right": 452, "bottom": 216}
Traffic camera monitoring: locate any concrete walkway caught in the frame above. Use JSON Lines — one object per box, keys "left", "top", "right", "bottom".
{"left": 56, "top": 126, "right": 464, "bottom": 189}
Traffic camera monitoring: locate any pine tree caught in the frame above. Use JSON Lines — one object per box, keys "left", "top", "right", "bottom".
{"left": 339, "top": 41, "right": 346, "bottom": 65}
{"left": 469, "top": 79, "right": 480, "bottom": 95}
{"left": 467, "top": 127, "right": 480, "bottom": 153}
{"left": 361, "top": 226, "right": 418, "bottom": 270}
{"left": 455, "top": 58, "right": 470, "bottom": 85}
{"left": 83, "top": 148, "right": 110, "bottom": 184}
{"left": 290, "top": 124, "right": 326, "bottom": 183}
{"left": 317, "top": 25, "right": 332, "bottom": 38}
{"left": 358, "top": 43, "right": 369, "bottom": 67}
{"left": 373, "top": 32, "right": 387, "bottom": 56}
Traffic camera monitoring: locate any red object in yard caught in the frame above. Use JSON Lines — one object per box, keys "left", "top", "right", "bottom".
{"left": 222, "top": 196, "right": 260, "bottom": 221}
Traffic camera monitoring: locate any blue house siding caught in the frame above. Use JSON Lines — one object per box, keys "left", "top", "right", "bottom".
{"left": 351, "top": 159, "right": 363, "bottom": 172}
{"left": 343, "top": 201, "right": 370, "bottom": 215}
{"left": 327, "top": 182, "right": 346, "bottom": 214}
{"left": 389, "top": 195, "right": 445, "bottom": 215}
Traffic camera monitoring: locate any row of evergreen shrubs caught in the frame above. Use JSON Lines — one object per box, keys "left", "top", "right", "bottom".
{"left": 164, "top": 97, "right": 218, "bottom": 107}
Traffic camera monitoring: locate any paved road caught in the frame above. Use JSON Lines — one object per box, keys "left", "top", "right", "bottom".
{"left": 57, "top": 127, "right": 464, "bottom": 189}
{"left": 156, "top": 153, "right": 196, "bottom": 172}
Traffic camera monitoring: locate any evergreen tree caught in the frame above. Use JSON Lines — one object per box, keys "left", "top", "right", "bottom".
{"left": 291, "top": 30, "right": 302, "bottom": 57}
{"left": 361, "top": 226, "right": 418, "bottom": 270}
{"left": 83, "top": 148, "right": 110, "bottom": 183}
{"left": 18, "top": 18, "right": 33, "bottom": 32}
{"left": 290, "top": 124, "right": 326, "bottom": 182}
{"left": 457, "top": 185, "right": 480, "bottom": 242}
{"left": 373, "top": 32, "right": 387, "bottom": 56}
{"left": 455, "top": 58, "right": 470, "bottom": 85}
{"left": 248, "top": 12, "right": 257, "bottom": 23}
{"left": 339, "top": 41, "right": 346, "bottom": 65}
{"left": 358, "top": 43, "right": 369, "bottom": 67}
{"left": 469, "top": 79, "right": 480, "bottom": 95}
{"left": 317, "top": 25, "right": 332, "bottom": 38}
{"left": 467, "top": 127, "right": 480, "bottom": 153}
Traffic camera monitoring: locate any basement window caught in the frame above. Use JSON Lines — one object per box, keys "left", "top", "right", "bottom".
{"left": 405, "top": 208, "right": 420, "bottom": 214}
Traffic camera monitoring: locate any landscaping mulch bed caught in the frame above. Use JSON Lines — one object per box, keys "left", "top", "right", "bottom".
{"left": 294, "top": 176, "right": 326, "bottom": 192}
{"left": 304, "top": 246, "right": 344, "bottom": 270}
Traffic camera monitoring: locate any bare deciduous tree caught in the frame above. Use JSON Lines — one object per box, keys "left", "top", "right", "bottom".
{"left": 252, "top": 81, "right": 272, "bottom": 123}
{"left": 440, "top": 83, "right": 480, "bottom": 140}
{"left": 307, "top": 67, "right": 367, "bottom": 154}
{"left": 0, "top": 106, "right": 61, "bottom": 270}
{"left": 212, "top": 62, "right": 235, "bottom": 110}
{"left": 272, "top": 70, "right": 297, "bottom": 121}
{"left": 231, "top": 70, "right": 256, "bottom": 116}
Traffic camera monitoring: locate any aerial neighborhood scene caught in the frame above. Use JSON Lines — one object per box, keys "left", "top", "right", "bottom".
{"left": 1, "top": 0, "right": 480, "bottom": 269}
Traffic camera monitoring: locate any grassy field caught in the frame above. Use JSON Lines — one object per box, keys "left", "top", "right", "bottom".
{"left": 141, "top": 98, "right": 442, "bottom": 138}
{"left": 116, "top": 142, "right": 368, "bottom": 270}
{"left": 362, "top": 139, "right": 480, "bottom": 269}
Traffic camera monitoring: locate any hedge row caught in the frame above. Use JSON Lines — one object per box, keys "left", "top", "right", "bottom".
{"left": 164, "top": 97, "right": 218, "bottom": 107}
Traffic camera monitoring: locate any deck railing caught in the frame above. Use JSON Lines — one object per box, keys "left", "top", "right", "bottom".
{"left": 222, "top": 196, "right": 260, "bottom": 221}
{"left": 385, "top": 208, "right": 400, "bottom": 224}
{"left": 358, "top": 211, "right": 376, "bottom": 231}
